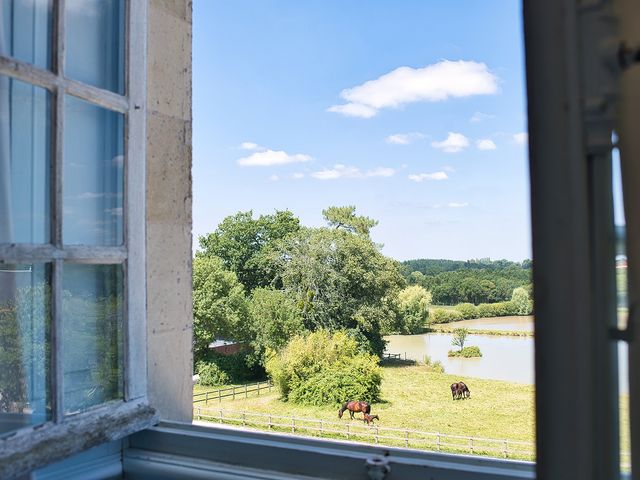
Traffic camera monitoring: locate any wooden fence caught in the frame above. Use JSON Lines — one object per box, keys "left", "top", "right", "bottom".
{"left": 193, "top": 381, "right": 273, "bottom": 405}
{"left": 193, "top": 407, "right": 535, "bottom": 461}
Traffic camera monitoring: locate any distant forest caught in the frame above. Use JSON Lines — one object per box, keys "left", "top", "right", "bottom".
{"left": 402, "top": 258, "right": 532, "bottom": 306}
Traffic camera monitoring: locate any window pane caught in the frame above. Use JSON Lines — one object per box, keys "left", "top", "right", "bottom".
{"left": 0, "top": 0, "right": 52, "bottom": 70}
{"left": 0, "top": 76, "right": 51, "bottom": 244}
{"left": 63, "top": 95, "right": 124, "bottom": 246}
{"left": 62, "top": 264, "right": 123, "bottom": 414}
{"left": 0, "top": 263, "right": 51, "bottom": 436}
{"left": 65, "top": 0, "right": 125, "bottom": 94}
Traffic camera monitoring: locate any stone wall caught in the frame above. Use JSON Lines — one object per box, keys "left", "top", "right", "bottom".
{"left": 146, "top": 0, "right": 193, "bottom": 422}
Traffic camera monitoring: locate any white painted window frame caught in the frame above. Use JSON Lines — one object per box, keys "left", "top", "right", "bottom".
{"left": 0, "top": 1, "right": 155, "bottom": 477}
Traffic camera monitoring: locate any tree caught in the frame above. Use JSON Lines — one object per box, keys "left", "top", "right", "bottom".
{"left": 322, "top": 206, "right": 378, "bottom": 236}
{"left": 395, "top": 285, "right": 432, "bottom": 334}
{"left": 265, "top": 227, "right": 405, "bottom": 356}
{"left": 192, "top": 256, "right": 248, "bottom": 362}
{"left": 247, "top": 287, "right": 305, "bottom": 365}
{"left": 451, "top": 328, "right": 469, "bottom": 351}
{"left": 197, "top": 210, "right": 300, "bottom": 291}
{"left": 265, "top": 330, "right": 382, "bottom": 405}
{"left": 511, "top": 287, "right": 533, "bottom": 315}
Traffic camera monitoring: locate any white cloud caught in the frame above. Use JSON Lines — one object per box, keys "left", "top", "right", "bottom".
{"left": 470, "top": 111, "right": 495, "bottom": 123}
{"left": 431, "top": 132, "right": 470, "bottom": 153}
{"left": 240, "top": 142, "right": 262, "bottom": 151}
{"left": 269, "top": 174, "right": 280, "bottom": 182}
{"left": 513, "top": 132, "right": 528, "bottom": 146}
{"left": 292, "top": 172, "right": 305, "bottom": 179}
{"left": 311, "top": 164, "right": 395, "bottom": 180}
{"left": 476, "top": 139, "right": 497, "bottom": 151}
{"left": 327, "top": 103, "right": 377, "bottom": 118}
{"left": 442, "top": 165, "right": 456, "bottom": 172}
{"left": 408, "top": 171, "right": 449, "bottom": 182}
{"left": 238, "top": 149, "right": 312, "bottom": 167}
{"left": 328, "top": 60, "right": 499, "bottom": 118}
{"left": 385, "top": 132, "right": 425, "bottom": 145}
{"left": 447, "top": 202, "right": 469, "bottom": 208}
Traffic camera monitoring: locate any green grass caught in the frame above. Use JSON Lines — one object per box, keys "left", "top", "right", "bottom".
{"left": 193, "top": 365, "right": 630, "bottom": 463}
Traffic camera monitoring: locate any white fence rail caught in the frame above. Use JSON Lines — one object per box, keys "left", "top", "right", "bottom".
{"left": 193, "top": 407, "right": 535, "bottom": 460}
{"left": 193, "top": 381, "right": 273, "bottom": 404}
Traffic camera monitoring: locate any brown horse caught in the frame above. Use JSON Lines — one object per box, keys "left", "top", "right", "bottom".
{"left": 450, "top": 382, "right": 471, "bottom": 400}
{"left": 363, "top": 413, "right": 379, "bottom": 425}
{"left": 338, "top": 400, "right": 371, "bottom": 419}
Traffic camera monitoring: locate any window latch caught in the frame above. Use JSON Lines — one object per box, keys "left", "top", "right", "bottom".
{"left": 366, "top": 456, "right": 391, "bottom": 480}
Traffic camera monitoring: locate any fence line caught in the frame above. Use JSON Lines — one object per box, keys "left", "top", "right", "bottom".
{"left": 193, "top": 381, "right": 273, "bottom": 404}
{"left": 193, "top": 407, "right": 534, "bottom": 460}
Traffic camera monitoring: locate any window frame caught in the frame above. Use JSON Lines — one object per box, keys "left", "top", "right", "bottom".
{"left": 0, "top": 0, "right": 154, "bottom": 476}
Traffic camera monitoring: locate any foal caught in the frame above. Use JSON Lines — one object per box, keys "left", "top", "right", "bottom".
{"left": 362, "top": 413, "right": 379, "bottom": 425}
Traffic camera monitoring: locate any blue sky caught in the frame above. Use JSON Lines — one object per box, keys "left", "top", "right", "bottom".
{"left": 193, "top": 1, "right": 531, "bottom": 261}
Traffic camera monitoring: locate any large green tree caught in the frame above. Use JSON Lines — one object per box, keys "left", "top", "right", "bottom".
{"left": 197, "top": 210, "right": 300, "bottom": 292}
{"left": 192, "top": 256, "right": 248, "bottom": 362}
{"left": 395, "top": 285, "right": 432, "bottom": 334}
{"left": 264, "top": 227, "right": 405, "bottom": 355}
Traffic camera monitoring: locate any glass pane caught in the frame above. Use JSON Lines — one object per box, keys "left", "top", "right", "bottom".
{"left": 0, "top": 263, "right": 51, "bottom": 436}
{"left": 62, "top": 264, "right": 123, "bottom": 414}
{"left": 63, "top": 95, "right": 124, "bottom": 246}
{"left": 0, "top": 0, "right": 53, "bottom": 70}
{"left": 0, "top": 76, "right": 51, "bottom": 244}
{"left": 65, "top": 0, "right": 125, "bottom": 94}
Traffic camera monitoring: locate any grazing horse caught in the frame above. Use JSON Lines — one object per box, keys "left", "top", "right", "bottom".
{"left": 450, "top": 382, "right": 471, "bottom": 400}
{"left": 338, "top": 400, "right": 371, "bottom": 419}
{"left": 363, "top": 413, "right": 379, "bottom": 425}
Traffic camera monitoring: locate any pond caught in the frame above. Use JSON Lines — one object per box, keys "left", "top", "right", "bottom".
{"left": 385, "top": 316, "right": 629, "bottom": 393}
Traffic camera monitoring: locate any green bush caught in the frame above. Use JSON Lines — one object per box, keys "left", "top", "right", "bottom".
{"left": 422, "top": 355, "right": 445, "bottom": 373}
{"left": 448, "top": 346, "right": 482, "bottom": 358}
{"left": 202, "top": 350, "right": 265, "bottom": 384}
{"left": 196, "top": 361, "right": 230, "bottom": 386}
{"left": 266, "top": 330, "right": 382, "bottom": 406}
{"left": 456, "top": 303, "right": 477, "bottom": 319}
{"left": 429, "top": 308, "right": 464, "bottom": 324}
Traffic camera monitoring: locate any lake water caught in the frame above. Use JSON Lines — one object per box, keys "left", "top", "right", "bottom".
{"left": 385, "top": 316, "right": 629, "bottom": 393}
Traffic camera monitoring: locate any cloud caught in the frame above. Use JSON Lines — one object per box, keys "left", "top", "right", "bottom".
{"left": 238, "top": 149, "right": 312, "bottom": 167}
{"left": 327, "top": 103, "right": 377, "bottom": 118}
{"left": 328, "top": 60, "right": 499, "bottom": 118}
{"left": 292, "top": 173, "right": 305, "bottom": 179}
{"left": 431, "top": 132, "right": 470, "bottom": 153}
{"left": 408, "top": 171, "right": 449, "bottom": 182}
{"left": 513, "top": 132, "right": 528, "bottom": 146}
{"left": 269, "top": 174, "right": 280, "bottom": 182}
{"left": 385, "top": 132, "right": 425, "bottom": 145}
{"left": 476, "top": 139, "right": 497, "bottom": 151}
{"left": 311, "top": 164, "right": 395, "bottom": 180}
{"left": 240, "top": 142, "right": 262, "bottom": 151}
{"left": 447, "top": 202, "right": 469, "bottom": 208}
{"left": 470, "top": 111, "right": 495, "bottom": 122}
{"left": 442, "top": 165, "right": 456, "bottom": 173}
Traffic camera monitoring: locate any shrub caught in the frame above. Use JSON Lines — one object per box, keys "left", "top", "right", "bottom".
{"left": 456, "top": 303, "right": 477, "bottom": 319}
{"left": 202, "top": 350, "right": 265, "bottom": 384}
{"left": 266, "top": 330, "right": 382, "bottom": 406}
{"left": 196, "top": 361, "right": 229, "bottom": 386}
{"left": 448, "top": 346, "right": 482, "bottom": 358}
{"left": 429, "top": 308, "right": 464, "bottom": 324}
{"left": 511, "top": 287, "right": 533, "bottom": 315}
{"left": 422, "top": 355, "right": 445, "bottom": 373}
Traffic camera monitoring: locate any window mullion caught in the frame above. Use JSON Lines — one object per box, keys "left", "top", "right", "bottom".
{"left": 51, "top": 259, "right": 64, "bottom": 422}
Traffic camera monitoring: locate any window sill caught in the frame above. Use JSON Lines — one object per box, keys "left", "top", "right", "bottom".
{"left": 0, "top": 399, "right": 157, "bottom": 479}
{"left": 124, "top": 421, "right": 536, "bottom": 480}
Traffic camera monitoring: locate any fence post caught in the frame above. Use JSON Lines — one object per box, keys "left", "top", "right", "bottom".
{"left": 219, "top": 410, "right": 223, "bottom": 424}
{"left": 242, "top": 413, "right": 246, "bottom": 426}
{"left": 405, "top": 430, "right": 409, "bottom": 448}
{"left": 218, "top": 389, "right": 221, "bottom": 403}
{"left": 375, "top": 427, "right": 379, "bottom": 444}
{"left": 195, "top": 407, "right": 201, "bottom": 420}
{"left": 503, "top": 440, "right": 508, "bottom": 458}
{"left": 291, "top": 418, "right": 296, "bottom": 433}
{"left": 268, "top": 414, "right": 272, "bottom": 430}
{"left": 205, "top": 392, "right": 209, "bottom": 405}
{"left": 233, "top": 387, "right": 236, "bottom": 400}
{"left": 347, "top": 424, "right": 350, "bottom": 440}
{"left": 320, "top": 420, "right": 323, "bottom": 435}
{"left": 469, "top": 438, "right": 474, "bottom": 454}
{"left": 257, "top": 383, "right": 261, "bottom": 396}
{"left": 437, "top": 433, "right": 441, "bottom": 451}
